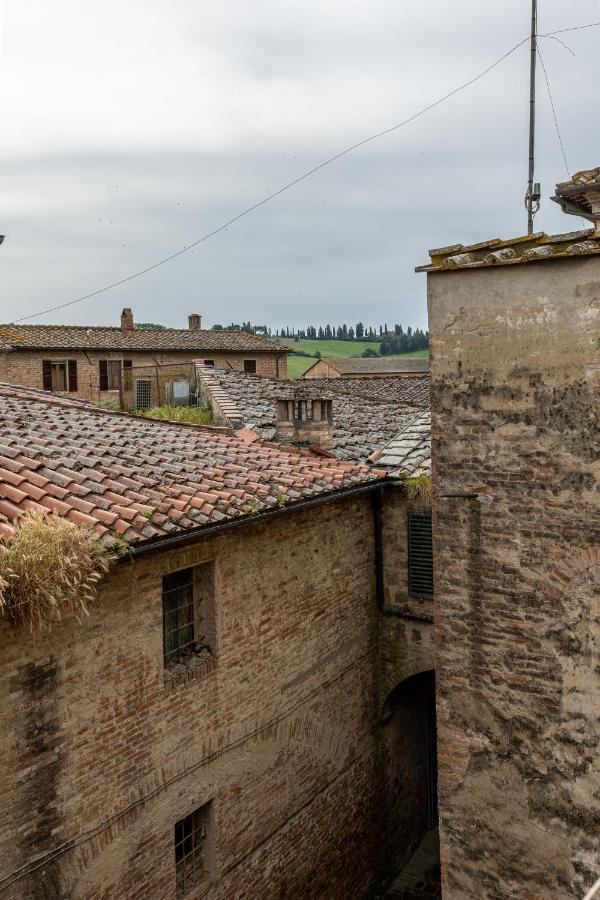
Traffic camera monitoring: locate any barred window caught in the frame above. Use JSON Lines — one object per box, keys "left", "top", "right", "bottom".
{"left": 162, "top": 563, "right": 215, "bottom": 667}
{"left": 175, "top": 802, "right": 213, "bottom": 896}
{"left": 163, "top": 568, "right": 195, "bottom": 664}
{"left": 243, "top": 359, "right": 257, "bottom": 374}
{"left": 408, "top": 511, "right": 434, "bottom": 599}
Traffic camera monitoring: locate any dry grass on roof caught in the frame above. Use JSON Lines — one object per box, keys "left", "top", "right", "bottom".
{"left": 0, "top": 512, "right": 112, "bottom": 632}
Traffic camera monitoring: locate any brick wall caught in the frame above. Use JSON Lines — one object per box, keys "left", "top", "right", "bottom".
{"left": 0, "top": 350, "right": 287, "bottom": 400}
{"left": 0, "top": 495, "right": 407, "bottom": 899}
{"left": 379, "top": 486, "right": 434, "bottom": 702}
{"left": 428, "top": 257, "right": 600, "bottom": 898}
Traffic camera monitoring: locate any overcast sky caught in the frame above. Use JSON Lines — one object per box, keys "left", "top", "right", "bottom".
{"left": 0, "top": 1, "right": 599, "bottom": 331}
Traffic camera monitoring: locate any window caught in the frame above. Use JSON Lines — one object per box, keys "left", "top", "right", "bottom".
{"left": 42, "top": 359, "right": 77, "bottom": 393}
{"left": 99, "top": 359, "right": 130, "bottom": 390}
{"left": 243, "top": 359, "right": 257, "bottom": 374}
{"left": 203, "top": 359, "right": 215, "bottom": 367}
{"left": 408, "top": 511, "right": 433, "bottom": 598}
{"left": 135, "top": 378, "right": 152, "bottom": 409}
{"left": 162, "top": 563, "right": 215, "bottom": 666}
{"left": 175, "top": 802, "right": 214, "bottom": 896}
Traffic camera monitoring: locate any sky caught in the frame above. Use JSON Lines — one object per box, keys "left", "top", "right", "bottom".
{"left": 0, "top": 1, "right": 599, "bottom": 332}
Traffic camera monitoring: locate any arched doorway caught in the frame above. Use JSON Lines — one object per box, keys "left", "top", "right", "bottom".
{"left": 380, "top": 669, "right": 440, "bottom": 897}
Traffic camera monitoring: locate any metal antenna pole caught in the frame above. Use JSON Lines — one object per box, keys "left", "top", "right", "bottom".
{"left": 527, "top": 0, "right": 538, "bottom": 234}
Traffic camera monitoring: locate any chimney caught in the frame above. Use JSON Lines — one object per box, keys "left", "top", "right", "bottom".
{"left": 553, "top": 168, "right": 600, "bottom": 236}
{"left": 120, "top": 308, "right": 134, "bottom": 331}
{"left": 275, "top": 398, "right": 333, "bottom": 450}
{"left": 188, "top": 313, "right": 202, "bottom": 331}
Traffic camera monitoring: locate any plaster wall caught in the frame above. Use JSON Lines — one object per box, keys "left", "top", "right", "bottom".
{"left": 428, "top": 256, "right": 600, "bottom": 898}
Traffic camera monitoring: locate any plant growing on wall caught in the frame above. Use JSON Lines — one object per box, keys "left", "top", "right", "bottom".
{"left": 0, "top": 512, "right": 112, "bottom": 632}
{"left": 404, "top": 475, "right": 433, "bottom": 505}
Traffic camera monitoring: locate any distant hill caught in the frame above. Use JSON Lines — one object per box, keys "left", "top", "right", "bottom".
{"left": 284, "top": 339, "right": 428, "bottom": 378}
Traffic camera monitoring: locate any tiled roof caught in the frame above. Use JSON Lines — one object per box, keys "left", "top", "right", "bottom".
{"left": 553, "top": 167, "right": 600, "bottom": 224}
{"left": 0, "top": 383, "right": 380, "bottom": 549}
{"left": 304, "top": 357, "right": 429, "bottom": 376}
{"left": 0, "top": 324, "right": 290, "bottom": 353}
{"left": 367, "top": 411, "right": 431, "bottom": 477}
{"left": 415, "top": 228, "right": 600, "bottom": 273}
{"left": 196, "top": 366, "right": 430, "bottom": 462}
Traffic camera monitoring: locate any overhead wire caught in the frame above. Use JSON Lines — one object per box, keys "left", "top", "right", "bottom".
{"left": 536, "top": 44, "right": 571, "bottom": 179}
{"left": 13, "top": 35, "right": 533, "bottom": 323}
{"left": 10, "top": 19, "right": 600, "bottom": 324}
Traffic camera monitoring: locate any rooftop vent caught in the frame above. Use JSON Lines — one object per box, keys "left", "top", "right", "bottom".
{"left": 188, "top": 314, "right": 202, "bottom": 330}
{"left": 553, "top": 168, "right": 600, "bottom": 236}
{"left": 121, "top": 308, "right": 134, "bottom": 331}
{"left": 276, "top": 399, "right": 333, "bottom": 450}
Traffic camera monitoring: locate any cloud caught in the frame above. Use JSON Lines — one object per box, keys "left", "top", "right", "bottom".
{"left": 0, "top": 0, "right": 598, "bottom": 329}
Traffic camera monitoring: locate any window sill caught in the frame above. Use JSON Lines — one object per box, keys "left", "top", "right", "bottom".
{"left": 164, "top": 648, "right": 216, "bottom": 687}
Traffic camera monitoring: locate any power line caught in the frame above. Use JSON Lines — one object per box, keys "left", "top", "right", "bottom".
{"left": 14, "top": 35, "right": 532, "bottom": 324}
{"left": 537, "top": 45, "right": 570, "bottom": 178}
{"left": 543, "top": 21, "right": 600, "bottom": 36}
{"left": 12, "top": 19, "right": 600, "bottom": 324}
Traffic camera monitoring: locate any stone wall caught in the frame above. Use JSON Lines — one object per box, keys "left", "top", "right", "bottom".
{"left": 428, "top": 256, "right": 600, "bottom": 898}
{"left": 0, "top": 350, "right": 287, "bottom": 400}
{"left": 379, "top": 486, "right": 434, "bottom": 705}
{"left": 0, "top": 495, "right": 394, "bottom": 899}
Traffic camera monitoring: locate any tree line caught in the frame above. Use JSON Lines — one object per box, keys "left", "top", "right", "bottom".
{"left": 211, "top": 321, "right": 429, "bottom": 354}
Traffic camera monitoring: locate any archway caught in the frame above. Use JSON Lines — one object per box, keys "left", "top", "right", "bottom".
{"left": 380, "top": 669, "right": 440, "bottom": 895}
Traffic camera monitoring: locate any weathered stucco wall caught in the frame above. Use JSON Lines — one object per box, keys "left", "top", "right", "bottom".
{"left": 0, "top": 493, "right": 425, "bottom": 900}
{"left": 428, "top": 256, "right": 600, "bottom": 898}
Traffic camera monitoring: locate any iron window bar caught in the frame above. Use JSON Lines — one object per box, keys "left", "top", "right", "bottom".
{"left": 175, "top": 807, "right": 208, "bottom": 896}
{"left": 163, "top": 568, "right": 195, "bottom": 664}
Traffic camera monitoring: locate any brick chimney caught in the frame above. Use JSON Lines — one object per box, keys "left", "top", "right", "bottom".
{"left": 188, "top": 314, "right": 202, "bottom": 330}
{"left": 553, "top": 168, "right": 600, "bottom": 236}
{"left": 120, "top": 308, "right": 134, "bottom": 331}
{"left": 276, "top": 399, "right": 333, "bottom": 450}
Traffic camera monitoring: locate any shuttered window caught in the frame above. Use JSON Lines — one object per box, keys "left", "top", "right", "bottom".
{"left": 42, "top": 359, "right": 77, "bottom": 393}
{"left": 99, "top": 360, "right": 123, "bottom": 390}
{"left": 408, "top": 511, "right": 433, "bottom": 598}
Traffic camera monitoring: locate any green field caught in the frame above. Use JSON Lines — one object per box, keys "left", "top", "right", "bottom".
{"left": 284, "top": 340, "right": 428, "bottom": 379}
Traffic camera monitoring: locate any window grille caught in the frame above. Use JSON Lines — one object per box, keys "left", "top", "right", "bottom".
{"left": 175, "top": 803, "right": 212, "bottom": 896}
{"left": 243, "top": 359, "right": 257, "bottom": 374}
{"left": 408, "top": 511, "right": 433, "bottom": 598}
{"left": 135, "top": 378, "right": 152, "bottom": 409}
{"left": 163, "top": 568, "right": 195, "bottom": 664}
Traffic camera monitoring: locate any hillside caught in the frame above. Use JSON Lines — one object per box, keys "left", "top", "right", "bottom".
{"left": 284, "top": 339, "right": 428, "bottom": 378}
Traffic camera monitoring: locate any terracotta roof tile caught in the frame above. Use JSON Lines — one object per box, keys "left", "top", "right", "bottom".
{"left": 304, "top": 357, "right": 429, "bottom": 376}
{"left": 368, "top": 410, "right": 431, "bottom": 478}
{"left": 0, "top": 383, "right": 381, "bottom": 549}
{"left": 196, "top": 366, "right": 430, "bottom": 463}
{"left": 0, "top": 324, "right": 290, "bottom": 354}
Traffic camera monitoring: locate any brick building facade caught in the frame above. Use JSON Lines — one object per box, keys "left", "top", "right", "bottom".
{"left": 0, "top": 385, "right": 435, "bottom": 899}
{"left": 0, "top": 310, "right": 288, "bottom": 402}
{"left": 420, "top": 185, "right": 600, "bottom": 898}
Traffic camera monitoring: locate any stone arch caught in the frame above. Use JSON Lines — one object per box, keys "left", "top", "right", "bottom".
{"left": 379, "top": 615, "right": 434, "bottom": 713}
